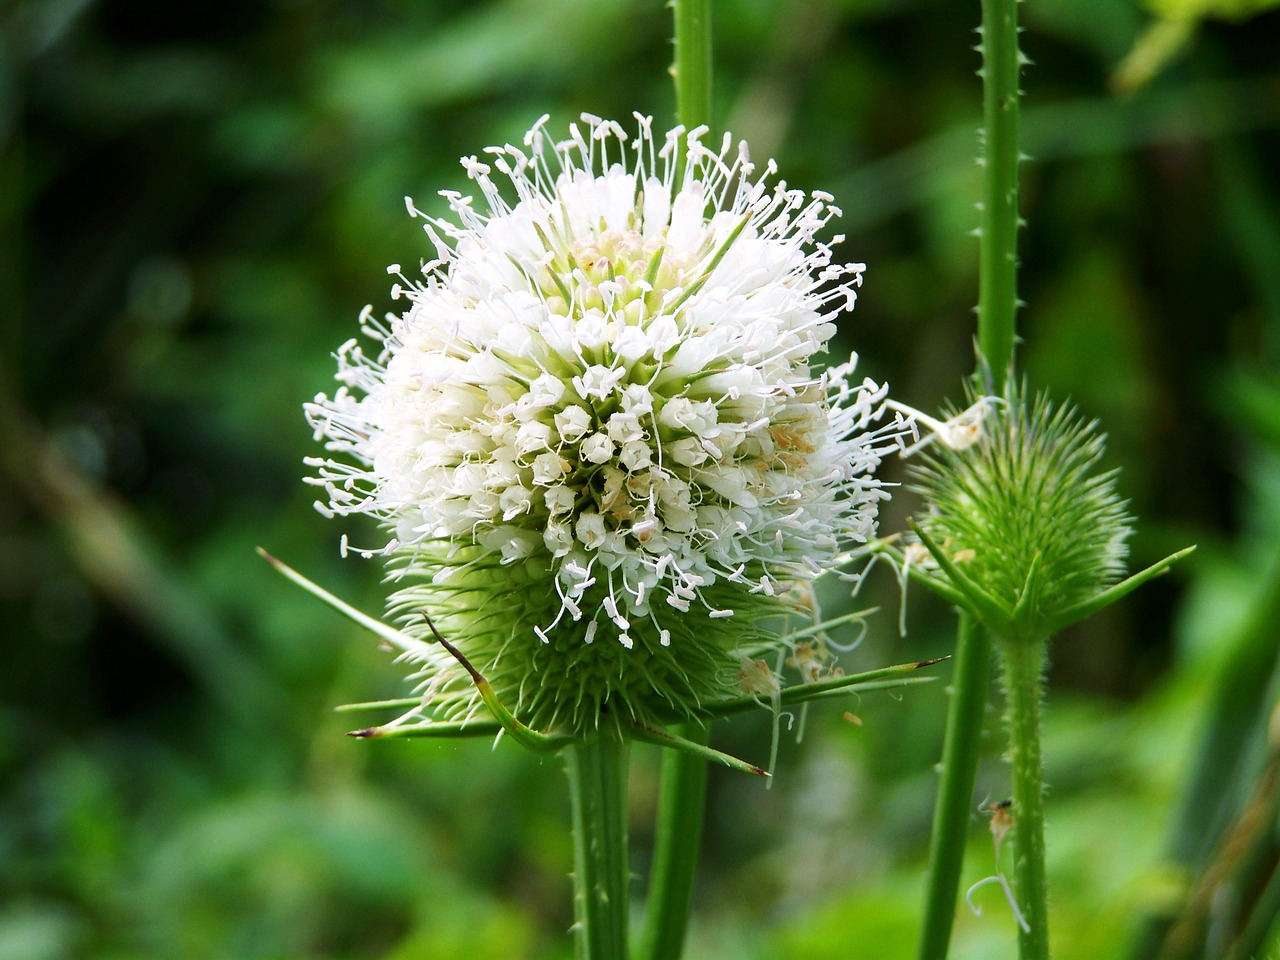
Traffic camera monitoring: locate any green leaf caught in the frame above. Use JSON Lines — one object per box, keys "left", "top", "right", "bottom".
{"left": 347, "top": 718, "right": 504, "bottom": 740}
{"left": 1145, "top": 0, "right": 1280, "bottom": 22}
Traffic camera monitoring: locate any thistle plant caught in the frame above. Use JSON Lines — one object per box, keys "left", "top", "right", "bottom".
{"left": 896, "top": 0, "right": 1195, "bottom": 955}
{"left": 902, "top": 384, "right": 1191, "bottom": 959}
{"left": 269, "top": 105, "right": 934, "bottom": 960}
{"left": 303, "top": 115, "right": 904, "bottom": 735}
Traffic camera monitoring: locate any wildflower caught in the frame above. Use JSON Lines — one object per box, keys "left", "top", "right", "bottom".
{"left": 305, "top": 114, "right": 904, "bottom": 733}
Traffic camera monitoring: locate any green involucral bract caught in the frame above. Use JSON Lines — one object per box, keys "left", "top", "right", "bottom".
{"left": 385, "top": 545, "right": 807, "bottom": 734}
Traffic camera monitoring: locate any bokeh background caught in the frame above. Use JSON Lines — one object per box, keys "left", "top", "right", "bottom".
{"left": 4, "top": 0, "right": 1280, "bottom": 957}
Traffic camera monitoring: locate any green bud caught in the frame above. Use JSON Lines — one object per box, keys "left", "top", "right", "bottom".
{"left": 908, "top": 383, "right": 1132, "bottom": 643}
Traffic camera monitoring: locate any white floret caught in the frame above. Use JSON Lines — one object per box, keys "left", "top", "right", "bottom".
{"left": 305, "top": 114, "right": 907, "bottom": 649}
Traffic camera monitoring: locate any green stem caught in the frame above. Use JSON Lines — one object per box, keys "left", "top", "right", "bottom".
{"left": 915, "top": 0, "right": 1025, "bottom": 947}
{"left": 916, "top": 614, "right": 993, "bottom": 960}
{"left": 566, "top": 736, "right": 632, "bottom": 960}
{"left": 673, "top": 0, "right": 712, "bottom": 133}
{"left": 999, "top": 638, "right": 1050, "bottom": 960}
{"left": 977, "top": 0, "right": 1023, "bottom": 390}
{"left": 635, "top": 7, "right": 715, "bottom": 960}
{"left": 637, "top": 724, "right": 709, "bottom": 960}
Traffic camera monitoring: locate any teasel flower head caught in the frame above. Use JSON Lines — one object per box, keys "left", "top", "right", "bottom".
{"left": 908, "top": 383, "right": 1136, "bottom": 644}
{"left": 305, "top": 114, "right": 907, "bottom": 734}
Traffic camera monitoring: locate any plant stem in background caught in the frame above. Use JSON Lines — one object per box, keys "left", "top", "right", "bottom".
{"left": 673, "top": 0, "right": 712, "bottom": 136}
{"left": 637, "top": 730, "right": 710, "bottom": 960}
{"left": 977, "top": 0, "right": 1022, "bottom": 390}
{"left": 975, "top": 1, "right": 1049, "bottom": 954}
{"left": 567, "top": 736, "right": 632, "bottom": 960}
{"left": 639, "top": 4, "right": 713, "bottom": 959}
{"left": 916, "top": 0, "right": 1023, "bottom": 953}
{"left": 915, "top": 614, "right": 992, "bottom": 960}
{"left": 999, "top": 638, "right": 1050, "bottom": 960}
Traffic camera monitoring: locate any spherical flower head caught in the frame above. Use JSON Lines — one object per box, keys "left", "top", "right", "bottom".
{"left": 306, "top": 114, "right": 901, "bottom": 734}
{"left": 910, "top": 383, "right": 1133, "bottom": 643}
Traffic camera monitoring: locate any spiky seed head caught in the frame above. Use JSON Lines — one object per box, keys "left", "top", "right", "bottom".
{"left": 910, "top": 383, "right": 1132, "bottom": 643}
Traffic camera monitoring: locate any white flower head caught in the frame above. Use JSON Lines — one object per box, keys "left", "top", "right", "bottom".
{"left": 305, "top": 114, "right": 904, "bottom": 733}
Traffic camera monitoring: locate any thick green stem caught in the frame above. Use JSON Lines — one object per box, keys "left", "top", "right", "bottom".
{"left": 916, "top": 614, "right": 993, "bottom": 960}
{"left": 637, "top": 724, "right": 708, "bottom": 960}
{"left": 977, "top": 0, "right": 1023, "bottom": 391}
{"left": 999, "top": 638, "right": 1050, "bottom": 960}
{"left": 566, "top": 736, "right": 632, "bottom": 960}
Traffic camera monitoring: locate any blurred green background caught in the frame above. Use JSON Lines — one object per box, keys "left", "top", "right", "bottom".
{"left": 3, "top": 0, "right": 1279, "bottom": 957}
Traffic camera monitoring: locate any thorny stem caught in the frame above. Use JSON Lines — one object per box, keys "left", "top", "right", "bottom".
{"left": 917, "top": 0, "right": 1024, "bottom": 950}
{"left": 673, "top": 0, "right": 712, "bottom": 140}
{"left": 567, "top": 735, "right": 632, "bottom": 960}
{"left": 999, "top": 637, "right": 1051, "bottom": 960}
{"left": 978, "top": 0, "right": 1045, "bottom": 949}
{"left": 977, "top": 0, "right": 1024, "bottom": 389}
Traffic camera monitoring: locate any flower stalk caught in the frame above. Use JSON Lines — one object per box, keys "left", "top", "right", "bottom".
{"left": 915, "top": 613, "right": 992, "bottom": 960}
{"left": 999, "top": 637, "right": 1050, "bottom": 960}
{"left": 637, "top": 730, "right": 708, "bottom": 960}
{"left": 567, "top": 735, "right": 633, "bottom": 960}
{"left": 977, "top": 0, "right": 1024, "bottom": 389}
{"left": 672, "top": 0, "right": 712, "bottom": 141}
{"left": 295, "top": 11, "right": 904, "bottom": 954}
{"left": 916, "top": 0, "right": 1023, "bottom": 948}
